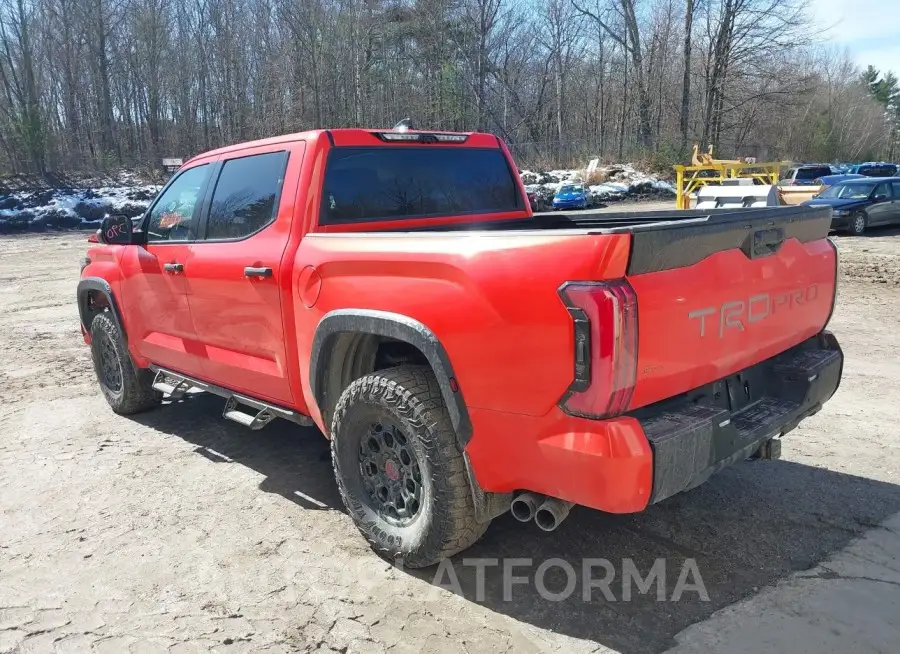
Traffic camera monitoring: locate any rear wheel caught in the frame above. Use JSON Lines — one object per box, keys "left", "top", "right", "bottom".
{"left": 89, "top": 313, "right": 161, "bottom": 414}
{"left": 848, "top": 212, "right": 867, "bottom": 236}
{"left": 330, "top": 365, "right": 487, "bottom": 568}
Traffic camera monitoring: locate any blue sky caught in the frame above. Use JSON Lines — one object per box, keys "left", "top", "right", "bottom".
{"left": 818, "top": 0, "right": 900, "bottom": 76}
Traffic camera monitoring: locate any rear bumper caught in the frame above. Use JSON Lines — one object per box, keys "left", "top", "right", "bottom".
{"left": 553, "top": 199, "right": 586, "bottom": 208}
{"left": 465, "top": 331, "right": 843, "bottom": 513}
{"left": 638, "top": 331, "right": 842, "bottom": 504}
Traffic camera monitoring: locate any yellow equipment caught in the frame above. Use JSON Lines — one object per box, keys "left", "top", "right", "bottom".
{"left": 675, "top": 144, "right": 785, "bottom": 210}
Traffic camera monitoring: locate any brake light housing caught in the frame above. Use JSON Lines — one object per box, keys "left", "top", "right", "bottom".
{"left": 373, "top": 131, "right": 469, "bottom": 143}
{"left": 558, "top": 280, "right": 638, "bottom": 419}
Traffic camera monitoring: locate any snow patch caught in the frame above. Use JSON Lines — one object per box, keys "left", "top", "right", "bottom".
{"left": 521, "top": 162, "right": 674, "bottom": 207}
{"left": 0, "top": 185, "right": 161, "bottom": 232}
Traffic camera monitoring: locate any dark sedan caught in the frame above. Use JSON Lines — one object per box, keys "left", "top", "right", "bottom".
{"left": 803, "top": 177, "right": 900, "bottom": 235}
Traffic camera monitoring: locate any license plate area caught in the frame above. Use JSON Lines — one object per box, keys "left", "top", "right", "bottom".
{"left": 723, "top": 366, "right": 766, "bottom": 414}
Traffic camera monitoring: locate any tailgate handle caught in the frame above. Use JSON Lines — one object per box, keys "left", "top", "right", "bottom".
{"left": 748, "top": 227, "right": 784, "bottom": 259}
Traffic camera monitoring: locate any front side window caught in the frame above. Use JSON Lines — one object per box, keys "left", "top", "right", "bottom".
{"left": 145, "top": 164, "right": 209, "bottom": 242}
{"left": 321, "top": 147, "right": 521, "bottom": 224}
{"left": 205, "top": 151, "right": 288, "bottom": 240}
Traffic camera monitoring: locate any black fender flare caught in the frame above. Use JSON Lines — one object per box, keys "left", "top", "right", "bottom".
{"left": 77, "top": 277, "right": 127, "bottom": 340}
{"left": 309, "top": 309, "right": 472, "bottom": 447}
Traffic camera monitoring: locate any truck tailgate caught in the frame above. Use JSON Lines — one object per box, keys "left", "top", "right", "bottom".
{"left": 622, "top": 206, "right": 837, "bottom": 410}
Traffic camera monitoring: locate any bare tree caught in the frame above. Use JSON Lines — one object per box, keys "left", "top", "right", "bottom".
{"left": 0, "top": 0, "right": 890, "bottom": 176}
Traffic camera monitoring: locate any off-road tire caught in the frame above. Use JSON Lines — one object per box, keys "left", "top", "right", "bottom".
{"left": 848, "top": 211, "right": 867, "bottom": 236}
{"left": 89, "top": 312, "right": 161, "bottom": 415}
{"left": 330, "top": 365, "right": 487, "bottom": 568}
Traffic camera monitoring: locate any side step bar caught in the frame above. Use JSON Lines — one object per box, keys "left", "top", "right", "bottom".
{"left": 150, "top": 366, "right": 314, "bottom": 429}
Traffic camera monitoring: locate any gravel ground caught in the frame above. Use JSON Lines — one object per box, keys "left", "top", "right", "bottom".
{"left": 1, "top": 217, "right": 899, "bottom": 654}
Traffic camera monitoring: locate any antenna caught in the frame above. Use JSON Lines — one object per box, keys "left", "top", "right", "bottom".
{"left": 393, "top": 118, "right": 413, "bottom": 133}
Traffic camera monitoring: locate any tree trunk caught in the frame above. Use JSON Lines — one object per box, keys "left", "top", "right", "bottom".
{"left": 680, "top": 0, "right": 695, "bottom": 149}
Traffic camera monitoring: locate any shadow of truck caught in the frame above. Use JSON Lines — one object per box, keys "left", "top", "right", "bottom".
{"left": 132, "top": 392, "right": 900, "bottom": 654}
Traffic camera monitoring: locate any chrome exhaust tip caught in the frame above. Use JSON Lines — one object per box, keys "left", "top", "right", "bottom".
{"left": 510, "top": 492, "right": 545, "bottom": 522}
{"left": 534, "top": 498, "right": 575, "bottom": 532}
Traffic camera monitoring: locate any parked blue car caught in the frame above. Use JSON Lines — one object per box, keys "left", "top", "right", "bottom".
{"left": 552, "top": 184, "right": 589, "bottom": 210}
{"left": 848, "top": 162, "right": 898, "bottom": 177}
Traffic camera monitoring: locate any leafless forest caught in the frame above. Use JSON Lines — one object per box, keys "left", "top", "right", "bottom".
{"left": 0, "top": 0, "right": 896, "bottom": 176}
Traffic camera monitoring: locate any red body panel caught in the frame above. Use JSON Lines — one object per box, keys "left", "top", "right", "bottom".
{"left": 627, "top": 238, "right": 837, "bottom": 410}
{"left": 81, "top": 127, "right": 840, "bottom": 516}
{"left": 466, "top": 407, "right": 653, "bottom": 513}
{"left": 184, "top": 142, "right": 307, "bottom": 406}
{"left": 290, "top": 230, "right": 632, "bottom": 430}
{"left": 116, "top": 242, "right": 205, "bottom": 376}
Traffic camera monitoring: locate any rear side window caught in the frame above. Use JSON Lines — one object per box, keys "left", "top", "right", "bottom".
{"left": 205, "top": 151, "right": 288, "bottom": 240}
{"left": 321, "top": 147, "right": 521, "bottom": 224}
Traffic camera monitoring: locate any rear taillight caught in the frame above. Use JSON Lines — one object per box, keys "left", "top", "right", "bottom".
{"left": 558, "top": 280, "right": 638, "bottom": 419}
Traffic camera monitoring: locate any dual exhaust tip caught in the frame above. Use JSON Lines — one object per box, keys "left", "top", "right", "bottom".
{"left": 510, "top": 492, "right": 574, "bottom": 532}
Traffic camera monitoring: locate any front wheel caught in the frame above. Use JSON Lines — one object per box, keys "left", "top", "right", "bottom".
{"left": 330, "top": 365, "right": 487, "bottom": 568}
{"left": 89, "top": 312, "right": 161, "bottom": 414}
{"left": 848, "top": 212, "right": 867, "bottom": 236}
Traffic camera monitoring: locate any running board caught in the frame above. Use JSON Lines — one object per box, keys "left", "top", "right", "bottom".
{"left": 149, "top": 366, "right": 313, "bottom": 428}
{"left": 223, "top": 395, "right": 277, "bottom": 430}
{"left": 151, "top": 370, "right": 192, "bottom": 400}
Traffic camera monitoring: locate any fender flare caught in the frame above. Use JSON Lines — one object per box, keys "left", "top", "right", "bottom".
{"left": 309, "top": 309, "right": 472, "bottom": 447}
{"left": 77, "top": 277, "right": 126, "bottom": 340}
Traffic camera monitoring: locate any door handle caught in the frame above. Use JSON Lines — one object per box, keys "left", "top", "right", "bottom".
{"left": 244, "top": 266, "right": 273, "bottom": 278}
{"left": 163, "top": 262, "right": 184, "bottom": 273}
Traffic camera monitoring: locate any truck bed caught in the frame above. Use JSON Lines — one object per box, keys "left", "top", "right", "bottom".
{"left": 389, "top": 205, "right": 833, "bottom": 276}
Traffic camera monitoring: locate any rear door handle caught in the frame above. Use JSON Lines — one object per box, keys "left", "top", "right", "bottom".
{"left": 244, "top": 266, "right": 273, "bottom": 278}
{"left": 163, "top": 262, "right": 184, "bottom": 273}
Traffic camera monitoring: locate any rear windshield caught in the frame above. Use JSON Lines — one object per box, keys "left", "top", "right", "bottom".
{"left": 796, "top": 166, "right": 831, "bottom": 180}
{"left": 320, "top": 147, "right": 522, "bottom": 224}
{"left": 857, "top": 165, "right": 897, "bottom": 177}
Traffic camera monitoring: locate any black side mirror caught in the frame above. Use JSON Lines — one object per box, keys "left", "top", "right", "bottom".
{"left": 99, "top": 214, "right": 134, "bottom": 245}
{"left": 875, "top": 194, "right": 888, "bottom": 202}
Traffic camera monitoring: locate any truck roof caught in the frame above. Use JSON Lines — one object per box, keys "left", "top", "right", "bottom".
{"left": 184, "top": 128, "right": 482, "bottom": 167}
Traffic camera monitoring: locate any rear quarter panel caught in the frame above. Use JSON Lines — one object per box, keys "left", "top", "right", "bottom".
{"left": 292, "top": 231, "right": 631, "bottom": 429}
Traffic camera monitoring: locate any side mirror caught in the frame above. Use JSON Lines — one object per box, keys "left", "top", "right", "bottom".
{"left": 875, "top": 194, "right": 888, "bottom": 202}
{"left": 99, "top": 214, "right": 134, "bottom": 245}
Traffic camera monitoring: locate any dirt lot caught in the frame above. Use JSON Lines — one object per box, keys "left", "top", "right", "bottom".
{"left": 1, "top": 220, "right": 899, "bottom": 654}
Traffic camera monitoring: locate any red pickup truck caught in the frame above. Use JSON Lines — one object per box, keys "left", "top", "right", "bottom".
{"left": 79, "top": 128, "right": 843, "bottom": 567}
